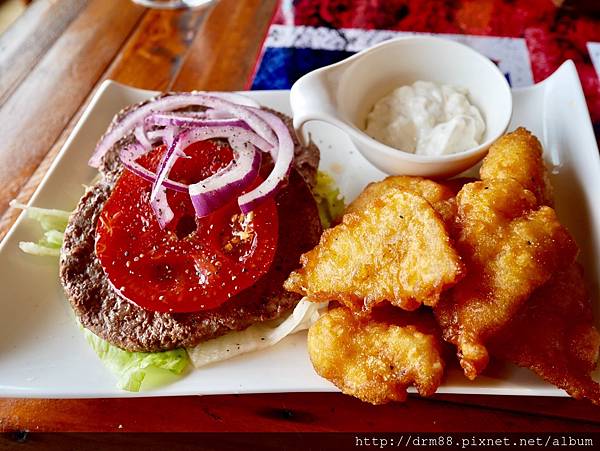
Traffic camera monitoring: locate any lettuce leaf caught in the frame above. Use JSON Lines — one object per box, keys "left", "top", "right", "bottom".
{"left": 83, "top": 328, "right": 189, "bottom": 392}
{"left": 18, "top": 241, "right": 61, "bottom": 257}
{"left": 313, "top": 171, "right": 345, "bottom": 228}
{"left": 11, "top": 200, "right": 71, "bottom": 231}
{"left": 11, "top": 201, "right": 70, "bottom": 257}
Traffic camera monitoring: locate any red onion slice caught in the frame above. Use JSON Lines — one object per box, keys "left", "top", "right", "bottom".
{"left": 148, "top": 131, "right": 178, "bottom": 228}
{"left": 145, "top": 113, "right": 247, "bottom": 130}
{"left": 144, "top": 126, "right": 178, "bottom": 148}
{"left": 151, "top": 110, "right": 236, "bottom": 120}
{"left": 134, "top": 124, "right": 152, "bottom": 151}
{"left": 132, "top": 127, "right": 181, "bottom": 228}
{"left": 150, "top": 186, "right": 174, "bottom": 229}
{"left": 205, "top": 109, "right": 236, "bottom": 120}
{"left": 119, "top": 144, "right": 188, "bottom": 193}
{"left": 212, "top": 92, "right": 261, "bottom": 108}
{"left": 148, "top": 126, "right": 181, "bottom": 226}
{"left": 237, "top": 109, "right": 294, "bottom": 213}
{"left": 98, "top": 92, "right": 296, "bottom": 228}
{"left": 163, "top": 126, "right": 177, "bottom": 149}
{"left": 89, "top": 93, "right": 275, "bottom": 168}
{"left": 150, "top": 125, "right": 269, "bottom": 207}
{"left": 146, "top": 129, "right": 168, "bottom": 143}
{"left": 145, "top": 116, "right": 272, "bottom": 153}
{"left": 189, "top": 139, "right": 261, "bottom": 217}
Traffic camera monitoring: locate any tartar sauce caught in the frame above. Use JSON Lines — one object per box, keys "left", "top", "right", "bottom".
{"left": 365, "top": 81, "right": 485, "bottom": 156}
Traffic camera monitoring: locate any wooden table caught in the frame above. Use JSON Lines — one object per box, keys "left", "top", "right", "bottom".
{"left": 0, "top": 0, "right": 599, "bottom": 435}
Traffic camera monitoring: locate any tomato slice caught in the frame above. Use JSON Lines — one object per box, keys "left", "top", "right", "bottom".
{"left": 95, "top": 140, "right": 279, "bottom": 313}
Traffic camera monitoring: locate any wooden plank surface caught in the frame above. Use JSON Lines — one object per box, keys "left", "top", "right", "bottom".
{"left": 434, "top": 394, "right": 600, "bottom": 424}
{"left": 107, "top": 8, "right": 209, "bottom": 91}
{"left": 0, "top": 394, "right": 599, "bottom": 433}
{"left": 0, "top": 0, "right": 88, "bottom": 106}
{"left": 0, "top": 6, "right": 212, "bottom": 239}
{"left": 0, "top": 0, "right": 144, "bottom": 222}
{"left": 0, "top": 0, "right": 599, "bottom": 434}
{"left": 171, "top": 0, "right": 278, "bottom": 91}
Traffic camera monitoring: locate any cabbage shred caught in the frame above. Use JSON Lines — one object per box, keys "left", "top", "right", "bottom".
{"left": 313, "top": 171, "right": 345, "bottom": 228}
{"left": 11, "top": 201, "right": 70, "bottom": 257}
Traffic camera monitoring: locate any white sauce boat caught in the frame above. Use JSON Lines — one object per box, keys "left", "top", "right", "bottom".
{"left": 290, "top": 36, "right": 513, "bottom": 178}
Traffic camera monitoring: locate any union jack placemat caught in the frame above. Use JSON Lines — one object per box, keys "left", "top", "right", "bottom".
{"left": 250, "top": 0, "right": 600, "bottom": 142}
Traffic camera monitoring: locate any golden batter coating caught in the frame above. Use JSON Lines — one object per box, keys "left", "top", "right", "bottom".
{"left": 345, "top": 176, "right": 458, "bottom": 224}
{"left": 435, "top": 179, "right": 578, "bottom": 379}
{"left": 480, "top": 127, "right": 553, "bottom": 206}
{"left": 307, "top": 306, "right": 445, "bottom": 404}
{"left": 285, "top": 190, "right": 464, "bottom": 312}
{"left": 490, "top": 264, "right": 600, "bottom": 405}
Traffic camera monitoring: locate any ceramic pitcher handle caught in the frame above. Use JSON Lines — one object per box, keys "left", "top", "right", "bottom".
{"left": 290, "top": 65, "right": 347, "bottom": 147}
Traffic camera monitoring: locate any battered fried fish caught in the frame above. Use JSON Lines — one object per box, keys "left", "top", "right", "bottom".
{"left": 345, "top": 176, "right": 458, "bottom": 224}
{"left": 435, "top": 179, "right": 578, "bottom": 379}
{"left": 285, "top": 190, "right": 464, "bottom": 312}
{"left": 480, "top": 127, "right": 553, "bottom": 206}
{"left": 490, "top": 264, "right": 600, "bottom": 405}
{"left": 307, "top": 306, "right": 445, "bottom": 404}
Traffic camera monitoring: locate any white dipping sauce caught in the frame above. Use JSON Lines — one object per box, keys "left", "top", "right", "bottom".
{"left": 365, "top": 81, "right": 485, "bottom": 156}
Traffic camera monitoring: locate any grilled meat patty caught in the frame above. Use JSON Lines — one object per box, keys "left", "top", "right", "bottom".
{"left": 60, "top": 96, "right": 321, "bottom": 352}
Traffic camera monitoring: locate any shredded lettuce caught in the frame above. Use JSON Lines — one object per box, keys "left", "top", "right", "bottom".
{"left": 313, "top": 171, "right": 345, "bottom": 228}
{"left": 11, "top": 200, "right": 70, "bottom": 231}
{"left": 18, "top": 241, "right": 61, "bottom": 257}
{"left": 10, "top": 200, "right": 70, "bottom": 257}
{"left": 83, "top": 328, "right": 189, "bottom": 392}
{"left": 187, "top": 298, "right": 326, "bottom": 368}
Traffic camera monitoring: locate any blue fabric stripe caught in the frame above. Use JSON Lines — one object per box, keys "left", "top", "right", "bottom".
{"left": 251, "top": 47, "right": 354, "bottom": 90}
{"left": 251, "top": 47, "right": 515, "bottom": 90}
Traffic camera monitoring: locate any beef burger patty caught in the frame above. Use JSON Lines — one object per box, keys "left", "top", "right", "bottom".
{"left": 60, "top": 96, "right": 322, "bottom": 352}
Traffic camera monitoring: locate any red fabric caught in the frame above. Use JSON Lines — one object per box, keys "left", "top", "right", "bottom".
{"left": 273, "top": 0, "right": 600, "bottom": 124}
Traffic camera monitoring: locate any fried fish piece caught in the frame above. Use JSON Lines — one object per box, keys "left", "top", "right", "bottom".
{"left": 345, "top": 176, "right": 458, "bottom": 224}
{"left": 285, "top": 190, "right": 464, "bottom": 312}
{"left": 435, "top": 179, "right": 578, "bottom": 379}
{"left": 441, "top": 177, "right": 478, "bottom": 196}
{"left": 490, "top": 264, "right": 600, "bottom": 405}
{"left": 307, "top": 306, "right": 445, "bottom": 404}
{"left": 480, "top": 127, "right": 553, "bottom": 206}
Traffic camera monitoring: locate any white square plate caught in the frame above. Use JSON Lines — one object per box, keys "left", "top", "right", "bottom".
{"left": 1, "top": 61, "right": 599, "bottom": 398}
